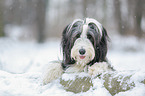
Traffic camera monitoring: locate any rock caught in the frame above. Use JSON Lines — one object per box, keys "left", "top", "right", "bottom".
{"left": 102, "top": 72, "right": 135, "bottom": 95}
{"left": 59, "top": 71, "right": 145, "bottom": 95}
{"left": 60, "top": 73, "right": 93, "bottom": 93}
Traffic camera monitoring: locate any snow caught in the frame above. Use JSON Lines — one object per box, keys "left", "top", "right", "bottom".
{"left": 0, "top": 36, "right": 145, "bottom": 96}
{"left": 62, "top": 73, "right": 90, "bottom": 81}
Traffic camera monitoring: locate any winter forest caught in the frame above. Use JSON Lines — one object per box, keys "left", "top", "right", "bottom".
{"left": 0, "top": 0, "right": 145, "bottom": 96}
{"left": 0, "top": 0, "right": 145, "bottom": 40}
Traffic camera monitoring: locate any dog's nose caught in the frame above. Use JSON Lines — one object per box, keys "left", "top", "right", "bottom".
{"left": 79, "top": 49, "right": 86, "bottom": 55}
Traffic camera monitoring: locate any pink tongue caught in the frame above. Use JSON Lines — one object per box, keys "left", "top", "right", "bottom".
{"left": 80, "top": 56, "right": 85, "bottom": 59}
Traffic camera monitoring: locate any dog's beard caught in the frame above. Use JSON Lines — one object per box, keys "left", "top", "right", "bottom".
{"left": 71, "top": 38, "right": 95, "bottom": 67}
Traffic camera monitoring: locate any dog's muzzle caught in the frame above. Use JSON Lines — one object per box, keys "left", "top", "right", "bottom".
{"left": 71, "top": 38, "right": 95, "bottom": 63}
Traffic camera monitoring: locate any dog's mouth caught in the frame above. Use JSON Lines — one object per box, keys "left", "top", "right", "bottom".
{"left": 79, "top": 55, "right": 86, "bottom": 59}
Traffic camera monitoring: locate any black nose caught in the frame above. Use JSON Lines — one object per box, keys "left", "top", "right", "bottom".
{"left": 79, "top": 49, "right": 86, "bottom": 55}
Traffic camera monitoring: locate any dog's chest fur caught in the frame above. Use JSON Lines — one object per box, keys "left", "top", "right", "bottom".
{"left": 65, "top": 62, "right": 87, "bottom": 73}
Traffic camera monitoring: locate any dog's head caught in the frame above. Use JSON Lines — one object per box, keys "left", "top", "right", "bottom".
{"left": 61, "top": 18, "right": 109, "bottom": 68}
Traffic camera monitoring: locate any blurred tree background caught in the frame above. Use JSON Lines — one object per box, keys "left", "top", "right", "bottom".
{"left": 0, "top": 0, "right": 144, "bottom": 43}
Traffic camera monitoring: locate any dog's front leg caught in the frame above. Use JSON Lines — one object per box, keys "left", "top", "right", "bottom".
{"left": 43, "top": 61, "right": 63, "bottom": 85}
{"left": 88, "top": 62, "right": 113, "bottom": 77}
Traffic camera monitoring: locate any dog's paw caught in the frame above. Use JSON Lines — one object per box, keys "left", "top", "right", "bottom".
{"left": 43, "top": 61, "right": 63, "bottom": 85}
{"left": 88, "top": 62, "right": 112, "bottom": 77}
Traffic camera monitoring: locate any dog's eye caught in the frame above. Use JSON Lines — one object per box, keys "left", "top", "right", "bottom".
{"left": 87, "top": 34, "right": 94, "bottom": 44}
{"left": 90, "top": 25, "right": 94, "bottom": 29}
{"left": 73, "top": 24, "right": 78, "bottom": 27}
{"left": 89, "top": 23, "right": 95, "bottom": 29}
{"left": 87, "top": 34, "right": 92, "bottom": 39}
{"left": 76, "top": 33, "right": 80, "bottom": 38}
{"left": 72, "top": 33, "right": 80, "bottom": 43}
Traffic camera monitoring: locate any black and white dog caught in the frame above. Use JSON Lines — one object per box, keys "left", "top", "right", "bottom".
{"left": 43, "top": 18, "right": 114, "bottom": 84}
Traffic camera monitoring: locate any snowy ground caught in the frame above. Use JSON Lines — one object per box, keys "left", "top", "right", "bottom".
{"left": 0, "top": 36, "right": 145, "bottom": 96}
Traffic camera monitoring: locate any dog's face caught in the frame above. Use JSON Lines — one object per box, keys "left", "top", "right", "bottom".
{"left": 71, "top": 37, "right": 95, "bottom": 66}
{"left": 61, "top": 18, "right": 108, "bottom": 68}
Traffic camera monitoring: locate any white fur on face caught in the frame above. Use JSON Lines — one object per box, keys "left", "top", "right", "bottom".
{"left": 71, "top": 24, "right": 95, "bottom": 67}
{"left": 71, "top": 38, "right": 95, "bottom": 65}
{"left": 81, "top": 24, "right": 88, "bottom": 38}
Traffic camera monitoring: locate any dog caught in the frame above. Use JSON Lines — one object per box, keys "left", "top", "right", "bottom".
{"left": 43, "top": 18, "right": 114, "bottom": 84}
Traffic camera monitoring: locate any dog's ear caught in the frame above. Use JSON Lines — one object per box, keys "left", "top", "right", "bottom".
{"left": 61, "top": 24, "right": 70, "bottom": 50}
{"left": 61, "top": 24, "right": 75, "bottom": 67}
{"left": 99, "top": 27, "right": 109, "bottom": 62}
{"left": 88, "top": 27, "right": 109, "bottom": 66}
{"left": 61, "top": 24, "right": 70, "bottom": 61}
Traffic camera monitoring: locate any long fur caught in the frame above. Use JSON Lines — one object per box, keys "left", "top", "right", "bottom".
{"left": 43, "top": 18, "right": 114, "bottom": 84}
{"left": 43, "top": 61, "right": 63, "bottom": 84}
{"left": 61, "top": 18, "right": 110, "bottom": 69}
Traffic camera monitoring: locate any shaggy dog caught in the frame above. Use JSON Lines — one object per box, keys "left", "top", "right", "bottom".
{"left": 43, "top": 18, "right": 114, "bottom": 84}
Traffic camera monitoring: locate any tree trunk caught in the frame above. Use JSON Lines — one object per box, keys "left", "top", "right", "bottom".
{"left": 36, "top": 0, "right": 47, "bottom": 43}
{"left": 113, "top": 0, "right": 126, "bottom": 35}
{"left": 82, "top": 0, "right": 87, "bottom": 18}
{"left": 0, "top": 0, "right": 4, "bottom": 37}
{"left": 134, "top": 0, "right": 144, "bottom": 38}
{"left": 102, "top": 0, "right": 107, "bottom": 26}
